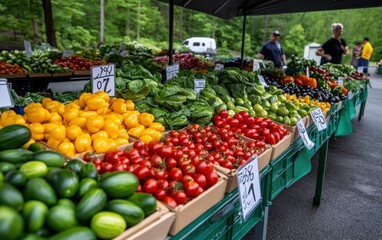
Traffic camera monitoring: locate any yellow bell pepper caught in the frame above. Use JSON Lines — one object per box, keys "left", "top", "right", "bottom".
{"left": 124, "top": 114, "right": 139, "bottom": 129}
{"left": 118, "top": 129, "right": 129, "bottom": 139}
{"left": 141, "top": 128, "right": 162, "bottom": 142}
{"left": 149, "top": 122, "right": 165, "bottom": 132}
{"left": 111, "top": 99, "right": 127, "bottom": 114}
{"left": 26, "top": 107, "right": 50, "bottom": 123}
{"left": 125, "top": 100, "right": 135, "bottom": 111}
{"left": 78, "top": 110, "right": 97, "bottom": 119}
{"left": 58, "top": 142, "right": 76, "bottom": 157}
{"left": 96, "top": 106, "right": 111, "bottom": 115}
{"left": 104, "top": 113, "right": 123, "bottom": 126}
{"left": 107, "top": 138, "right": 117, "bottom": 152}
{"left": 42, "top": 97, "right": 52, "bottom": 106}
{"left": 140, "top": 135, "right": 153, "bottom": 144}
{"left": 138, "top": 113, "right": 155, "bottom": 127}
{"left": 49, "top": 125, "right": 66, "bottom": 141}
{"left": 93, "top": 138, "right": 110, "bottom": 154}
{"left": 75, "top": 133, "right": 92, "bottom": 153}
{"left": 127, "top": 124, "right": 145, "bottom": 138}
{"left": 86, "top": 115, "right": 105, "bottom": 133}
{"left": 79, "top": 92, "right": 92, "bottom": 108}
{"left": 63, "top": 108, "right": 79, "bottom": 124}
{"left": 29, "top": 123, "right": 45, "bottom": 141}
{"left": 114, "top": 138, "right": 129, "bottom": 147}
{"left": 86, "top": 95, "right": 107, "bottom": 111}
{"left": 48, "top": 112, "right": 63, "bottom": 123}
{"left": 103, "top": 119, "right": 119, "bottom": 139}
{"left": 24, "top": 103, "right": 43, "bottom": 113}
{"left": 65, "top": 102, "right": 81, "bottom": 111}
{"left": 95, "top": 90, "right": 110, "bottom": 103}
{"left": 66, "top": 125, "right": 83, "bottom": 141}
{"left": 91, "top": 130, "right": 109, "bottom": 141}
{"left": 69, "top": 117, "right": 88, "bottom": 129}
{"left": 0, "top": 110, "right": 16, "bottom": 122}
{"left": 1, "top": 115, "right": 26, "bottom": 126}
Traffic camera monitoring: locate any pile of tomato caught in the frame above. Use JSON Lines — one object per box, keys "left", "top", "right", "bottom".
{"left": 213, "top": 110, "right": 288, "bottom": 145}
{"left": 53, "top": 56, "right": 103, "bottom": 70}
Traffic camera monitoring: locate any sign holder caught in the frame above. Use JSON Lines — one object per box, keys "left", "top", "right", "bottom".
{"left": 166, "top": 63, "right": 180, "bottom": 82}
{"left": 296, "top": 119, "right": 315, "bottom": 150}
{"left": 310, "top": 108, "right": 327, "bottom": 131}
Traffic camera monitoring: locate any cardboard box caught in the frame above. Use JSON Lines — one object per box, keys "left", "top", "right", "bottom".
{"left": 114, "top": 202, "right": 175, "bottom": 240}
{"left": 216, "top": 146, "right": 272, "bottom": 193}
{"left": 167, "top": 175, "right": 227, "bottom": 235}
{"left": 280, "top": 116, "right": 309, "bottom": 143}
{"left": 270, "top": 132, "right": 292, "bottom": 161}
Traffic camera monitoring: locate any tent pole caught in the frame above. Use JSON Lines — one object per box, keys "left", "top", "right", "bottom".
{"left": 240, "top": 13, "right": 247, "bottom": 69}
{"left": 169, "top": 0, "right": 174, "bottom": 65}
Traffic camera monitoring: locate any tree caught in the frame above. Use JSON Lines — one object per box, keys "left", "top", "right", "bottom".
{"left": 283, "top": 24, "right": 307, "bottom": 57}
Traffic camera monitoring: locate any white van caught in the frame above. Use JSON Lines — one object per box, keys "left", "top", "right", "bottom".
{"left": 182, "top": 37, "right": 217, "bottom": 55}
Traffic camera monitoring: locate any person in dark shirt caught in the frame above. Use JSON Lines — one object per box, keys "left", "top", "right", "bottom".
{"left": 258, "top": 31, "right": 286, "bottom": 68}
{"left": 316, "top": 23, "right": 349, "bottom": 65}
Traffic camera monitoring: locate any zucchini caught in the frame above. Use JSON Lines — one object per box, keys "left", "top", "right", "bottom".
{"left": 5, "top": 170, "right": 27, "bottom": 187}
{"left": 106, "top": 199, "right": 144, "bottom": 227}
{"left": 0, "top": 149, "right": 33, "bottom": 164}
{"left": 23, "top": 200, "right": 48, "bottom": 233}
{"left": 27, "top": 142, "right": 45, "bottom": 152}
{"left": 65, "top": 159, "right": 84, "bottom": 175}
{"left": 24, "top": 177, "right": 57, "bottom": 207}
{"left": 47, "top": 205, "right": 79, "bottom": 232}
{"left": 98, "top": 171, "right": 139, "bottom": 199}
{"left": 49, "top": 169, "right": 79, "bottom": 198}
{"left": 0, "top": 206, "right": 24, "bottom": 240}
{"left": 31, "top": 151, "right": 65, "bottom": 167}
{"left": 77, "top": 178, "right": 97, "bottom": 199}
{"left": 0, "top": 124, "right": 31, "bottom": 150}
{"left": 76, "top": 188, "right": 107, "bottom": 222}
{"left": 126, "top": 192, "right": 157, "bottom": 216}
{"left": 79, "top": 163, "right": 98, "bottom": 180}
{"left": 47, "top": 227, "right": 96, "bottom": 240}
{"left": 0, "top": 183, "right": 24, "bottom": 211}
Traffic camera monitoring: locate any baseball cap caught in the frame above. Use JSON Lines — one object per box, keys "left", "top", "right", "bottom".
{"left": 363, "top": 37, "right": 369, "bottom": 41}
{"left": 272, "top": 31, "right": 280, "bottom": 36}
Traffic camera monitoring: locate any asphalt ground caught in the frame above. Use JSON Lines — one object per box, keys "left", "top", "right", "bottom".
{"left": 245, "top": 66, "right": 382, "bottom": 240}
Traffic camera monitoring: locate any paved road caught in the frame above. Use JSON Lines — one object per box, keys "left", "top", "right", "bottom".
{"left": 246, "top": 67, "right": 382, "bottom": 240}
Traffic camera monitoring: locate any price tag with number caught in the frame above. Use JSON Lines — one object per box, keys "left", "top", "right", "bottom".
{"left": 310, "top": 108, "right": 327, "bottom": 131}
{"left": 296, "top": 119, "right": 315, "bottom": 150}
{"left": 348, "top": 90, "right": 353, "bottom": 100}
{"left": 214, "top": 63, "right": 224, "bottom": 71}
{"left": 91, "top": 64, "right": 115, "bottom": 96}
{"left": 338, "top": 77, "right": 344, "bottom": 86}
{"left": 24, "top": 40, "right": 32, "bottom": 57}
{"left": 166, "top": 63, "right": 180, "bottom": 82}
{"left": 237, "top": 155, "right": 261, "bottom": 221}
{"left": 0, "top": 79, "right": 14, "bottom": 108}
{"left": 258, "top": 75, "right": 268, "bottom": 87}
{"left": 253, "top": 59, "right": 261, "bottom": 71}
{"left": 63, "top": 50, "right": 74, "bottom": 57}
{"left": 194, "top": 79, "right": 206, "bottom": 97}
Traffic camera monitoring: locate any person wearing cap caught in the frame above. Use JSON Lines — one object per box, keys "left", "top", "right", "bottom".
{"left": 350, "top": 41, "right": 362, "bottom": 68}
{"left": 316, "top": 23, "right": 349, "bottom": 65}
{"left": 258, "top": 30, "right": 286, "bottom": 68}
{"left": 357, "top": 37, "right": 373, "bottom": 74}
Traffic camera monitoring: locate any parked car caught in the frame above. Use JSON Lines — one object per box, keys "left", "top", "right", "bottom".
{"left": 182, "top": 37, "right": 217, "bottom": 56}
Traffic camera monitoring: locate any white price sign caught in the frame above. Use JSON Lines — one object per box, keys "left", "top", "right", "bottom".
{"left": 296, "top": 119, "right": 315, "bottom": 150}
{"left": 310, "top": 108, "right": 327, "bottom": 131}
{"left": 338, "top": 77, "right": 344, "bottom": 86}
{"left": 258, "top": 75, "right": 268, "bottom": 87}
{"left": 91, "top": 64, "right": 115, "bottom": 96}
{"left": 0, "top": 79, "right": 14, "bottom": 108}
{"left": 166, "top": 63, "right": 180, "bottom": 81}
{"left": 237, "top": 156, "right": 261, "bottom": 221}
{"left": 348, "top": 90, "right": 353, "bottom": 100}
{"left": 194, "top": 79, "right": 206, "bottom": 97}
{"left": 253, "top": 59, "right": 261, "bottom": 71}
{"left": 24, "top": 40, "right": 32, "bottom": 57}
{"left": 63, "top": 50, "right": 74, "bottom": 57}
{"left": 306, "top": 67, "right": 310, "bottom": 78}
{"left": 214, "top": 63, "right": 224, "bottom": 71}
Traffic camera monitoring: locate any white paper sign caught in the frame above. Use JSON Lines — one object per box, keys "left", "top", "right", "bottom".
{"left": 348, "top": 90, "right": 353, "bottom": 100}
{"left": 258, "top": 75, "right": 268, "bottom": 87}
{"left": 237, "top": 156, "right": 261, "bottom": 221}
{"left": 194, "top": 79, "right": 206, "bottom": 97}
{"left": 296, "top": 119, "right": 315, "bottom": 150}
{"left": 306, "top": 67, "right": 310, "bottom": 78}
{"left": 310, "top": 108, "right": 327, "bottom": 131}
{"left": 63, "top": 50, "right": 74, "bottom": 57}
{"left": 166, "top": 63, "right": 180, "bottom": 81}
{"left": 0, "top": 79, "right": 14, "bottom": 108}
{"left": 214, "top": 63, "right": 224, "bottom": 71}
{"left": 357, "top": 67, "right": 363, "bottom": 73}
{"left": 337, "top": 77, "right": 344, "bottom": 86}
{"left": 24, "top": 40, "right": 32, "bottom": 57}
{"left": 91, "top": 64, "right": 115, "bottom": 96}
{"left": 253, "top": 59, "right": 261, "bottom": 71}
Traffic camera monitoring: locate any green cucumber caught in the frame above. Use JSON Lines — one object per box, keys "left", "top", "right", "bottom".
{"left": 76, "top": 188, "right": 107, "bottom": 222}
{"left": 0, "top": 206, "right": 24, "bottom": 240}
{"left": 0, "top": 124, "right": 31, "bottom": 150}
{"left": 19, "top": 161, "right": 48, "bottom": 179}
{"left": 126, "top": 192, "right": 157, "bottom": 216}
{"left": 47, "top": 205, "right": 79, "bottom": 232}
{"left": 31, "top": 151, "right": 65, "bottom": 167}
{"left": 0, "top": 149, "right": 33, "bottom": 164}
{"left": 79, "top": 163, "right": 98, "bottom": 180}
{"left": 98, "top": 171, "right": 138, "bottom": 199}
{"left": 0, "top": 183, "right": 24, "bottom": 211}
{"left": 106, "top": 199, "right": 144, "bottom": 227}
{"left": 23, "top": 200, "right": 48, "bottom": 233}
{"left": 0, "top": 162, "right": 17, "bottom": 174}
{"left": 57, "top": 199, "right": 76, "bottom": 209}
{"left": 24, "top": 177, "right": 57, "bottom": 207}
{"left": 5, "top": 170, "right": 27, "bottom": 187}
{"left": 47, "top": 227, "right": 96, "bottom": 240}
{"left": 90, "top": 211, "right": 126, "bottom": 239}
{"left": 77, "top": 178, "right": 97, "bottom": 199}
{"left": 65, "top": 159, "right": 84, "bottom": 174}
{"left": 27, "top": 142, "right": 45, "bottom": 152}
{"left": 20, "top": 233, "right": 46, "bottom": 240}
{"left": 49, "top": 169, "right": 79, "bottom": 198}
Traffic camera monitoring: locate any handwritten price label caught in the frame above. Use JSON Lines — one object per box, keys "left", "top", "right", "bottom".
{"left": 237, "top": 156, "right": 261, "bottom": 221}
{"left": 214, "top": 63, "right": 224, "bottom": 70}
{"left": 166, "top": 63, "right": 180, "bottom": 82}
{"left": 338, "top": 77, "right": 344, "bottom": 86}
{"left": 24, "top": 40, "right": 32, "bottom": 57}
{"left": 258, "top": 75, "right": 268, "bottom": 87}
{"left": 296, "top": 119, "right": 315, "bottom": 150}
{"left": 91, "top": 64, "right": 115, "bottom": 96}
{"left": 194, "top": 79, "right": 206, "bottom": 97}
{"left": 310, "top": 108, "right": 327, "bottom": 131}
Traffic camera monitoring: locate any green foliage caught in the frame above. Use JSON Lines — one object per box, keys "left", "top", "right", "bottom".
{"left": 282, "top": 24, "right": 307, "bottom": 57}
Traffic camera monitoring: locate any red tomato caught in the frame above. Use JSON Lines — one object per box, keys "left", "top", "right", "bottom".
{"left": 206, "top": 171, "right": 219, "bottom": 186}
{"left": 143, "top": 179, "right": 159, "bottom": 194}
{"left": 234, "top": 113, "right": 244, "bottom": 123}
{"left": 134, "top": 166, "right": 149, "bottom": 180}
{"left": 83, "top": 152, "right": 97, "bottom": 162}
{"left": 148, "top": 141, "right": 164, "bottom": 155}
{"left": 133, "top": 140, "right": 145, "bottom": 150}
{"left": 193, "top": 173, "right": 207, "bottom": 189}
{"left": 177, "top": 157, "right": 191, "bottom": 168}
{"left": 181, "top": 175, "right": 194, "bottom": 185}
{"left": 182, "top": 164, "right": 196, "bottom": 176}
{"left": 170, "top": 137, "right": 179, "bottom": 146}
{"left": 157, "top": 146, "right": 172, "bottom": 158}
{"left": 165, "top": 157, "right": 177, "bottom": 171}
{"left": 162, "top": 196, "right": 178, "bottom": 208}
{"left": 184, "top": 181, "right": 200, "bottom": 198}
{"left": 104, "top": 150, "right": 123, "bottom": 164}
{"left": 246, "top": 116, "right": 255, "bottom": 125}
{"left": 150, "top": 155, "right": 163, "bottom": 168}
{"left": 222, "top": 160, "right": 233, "bottom": 169}
{"left": 169, "top": 168, "right": 183, "bottom": 181}
{"left": 266, "top": 134, "right": 276, "bottom": 145}
{"left": 219, "top": 110, "right": 229, "bottom": 119}
{"left": 272, "top": 132, "right": 281, "bottom": 143}
{"left": 102, "top": 162, "right": 113, "bottom": 172}
{"left": 173, "top": 191, "right": 188, "bottom": 204}
{"left": 154, "top": 169, "right": 167, "bottom": 180}
{"left": 227, "top": 118, "right": 239, "bottom": 127}
{"left": 172, "top": 149, "right": 184, "bottom": 161}
{"left": 155, "top": 189, "right": 167, "bottom": 200}
{"left": 157, "top": 179, "right": 169, "bottom": 190}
